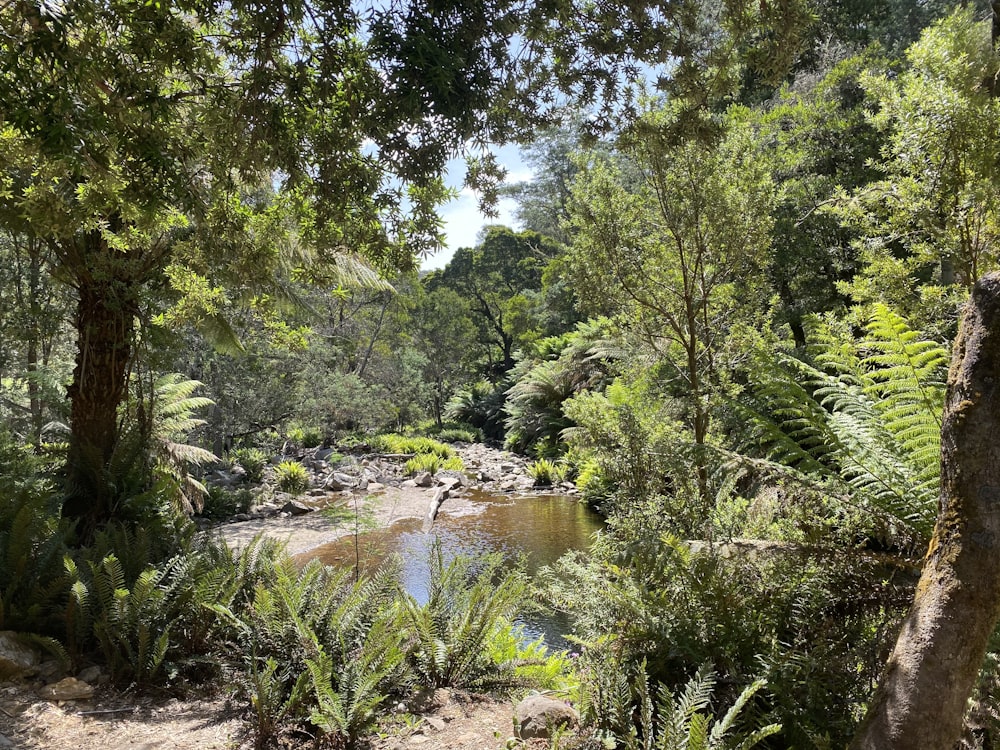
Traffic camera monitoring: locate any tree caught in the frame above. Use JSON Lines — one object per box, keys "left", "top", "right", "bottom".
{"left": 566, "top": 103, "right": 774, "bottom": 523}
{"left": 836, "top": 8, "right": 1000, "bottom": 335}
{"left": 850, "top": 273, "right": 1000, "bottom": 749}
{"left": 412, "top": 288, "right": 478, "bottom": 428}
{"left": 431, "top": 227, "right": 560, "bottom": 375}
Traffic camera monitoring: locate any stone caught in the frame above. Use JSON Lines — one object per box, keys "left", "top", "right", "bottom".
{"left": 332, "top": 472, "right": 357, "bottom": 487}
{"left": 414, "top": 472, "right": 433, "bottom": 488}
{"left": 0, "top": 631, "right": 39, "bottom": 680}
{"left": 405, "top": 687, "right": 451, "bottom": 714}
{"left": 367, "top": 482, "right": 385, "bottom": 492}
{"left": 37, "top": 659, "right": 62, "bottom": 681}
{"left": 38, "top": 677, "right": 94, "bottom": 701}
{"left": 77, "top": 666, "right": 102, "bottom": 684}
{"left": 315, "top": 447, "right": 335, "bottom": 461}
{"left": 424, "top": 716, "right": 447, "bottom": 732}
{"left": 401, "top": 479, "right": 418, "bottom": 488}
{"left": 306, "top": 488, "right": 327, "bottom": 497}
{"left": 0, "top": 734, "right": 13, "bottom": 748}
{"left": 437, "top": 476, "right": 461, "bottom": 491}
{"left": 323, "top": 474, "right": 347, "bottom": 491}
{"left": 515, "top": 695, "right": 579, "bottom": 739}
{"left": 281, "top": 500, "right": 312, "bottom": 516}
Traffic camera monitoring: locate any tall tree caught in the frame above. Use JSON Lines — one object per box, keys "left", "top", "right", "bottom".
{"left": 431, "top": 226, "right": 560, "bottom": 375}
{"left": 850, "top": 273, "right": 1000, "bottom": 749}
{"left": 566, "top": 102, "right": 775, "bottom": 524}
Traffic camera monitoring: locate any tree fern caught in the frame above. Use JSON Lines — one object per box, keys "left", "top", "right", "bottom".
{"left": 741, "top": 308, "right": 946, "bottom": 546}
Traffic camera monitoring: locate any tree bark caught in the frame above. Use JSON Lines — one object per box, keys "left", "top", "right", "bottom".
{"left": 850, "top": 272, "right": 1000, "bottom": 750}
{"left": 61, "top": 232, "right": 139, "bottom": 535}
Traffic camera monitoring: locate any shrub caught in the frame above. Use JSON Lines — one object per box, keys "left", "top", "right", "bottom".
{"left": 202, "top": 486, "right": 254, "bottom": 519}
{"left": 399, "top": 544, "right": 532, "bottom": 691}
{"left": 231, "top": 447, "right": 268, "bottom": 483}
{"left": 372, "top": 433, "right": 454, "bottom": 458}
{"left": 527, "top": 458, "right": 565, "bottom": 486}
{"left": 435, "top": 427, "right": 479, "bottom": 443}
{"left": 404, "top": 453, "right": 464, "bottom": 476}
{"left": 287, "top": 425, "right": 324, "bottom": 449}
{"left": 274, "top": 461, "right": 309, "bottom": 495}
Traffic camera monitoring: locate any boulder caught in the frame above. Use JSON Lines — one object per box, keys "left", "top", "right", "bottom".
{"left": 281, "top": 500, "right": 312, "bottom": 516}
{"left": 515, "top": 695, "right": 579, "bottom": 739}
{"left": 38, "top": 677, "right": 94, "bottom": 701}
{"left": 0, "top": 632, "right": 39, "bottom": 679}
{"left": 414, "top": 471, "right": 434, "bottom": 488}
{"left": 315, "top": 447, "right": 336, "bottom": 461}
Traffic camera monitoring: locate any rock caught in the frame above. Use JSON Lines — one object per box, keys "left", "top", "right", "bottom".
{"left": 515, "top": 695, "right": 579, "bottom": 739}
{"left": 401, "top": 479, "right": 418, "bottom": 488}
{"left": 333, "top": 471, "right": 357, "bottom": 487}
{"left": 323, "top": 474, "right": 347, "bottom": 491}
{"left": 500, "top": 463, "right": 516, "bottom": 473}
{"left": 38, "top": 677, "right": 94, "bottom": 701}
{"left": 367, "top": 482, "right": 385, "bottom": 492}
{"left": 0, "top": 631, "right": 39, "bottom": 680}
{"left": 414, "top": 472, "right": 433, "bottom": 488}
{"left": 315, "top": 447, "right": 335, "bottom": 461}
{"left": 437, "top": 476, "right": 462, "bottom": 491}
{"left": 281, "top": 500, "right": 312, "bottom": 516}
{"left": 77, "top": 666, "right": 103, "bottom": 684}
{"left": 233, "top": 513, "right": 251, "bottom": 522}
{"left": 37, "top": 659, "right": 63, "bottom": 681}
{"left": 424, "top": 716, "right": 447, "bottom": 732}
{"left": 406, "top": 687, "right": 452, "bottom": 714}
{"left": 357, "top": 478, "right": 369, "bottom": 490}
{"left": 306, "top": 488, "right": 327, "bottom": 497}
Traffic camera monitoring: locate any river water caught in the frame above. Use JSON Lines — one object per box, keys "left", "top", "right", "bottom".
{"left": 304, "top": 489, "right": 604, "bottom": 647}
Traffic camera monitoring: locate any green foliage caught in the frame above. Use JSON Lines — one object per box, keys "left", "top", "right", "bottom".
{"left": 445, "top": 381, "right": 509, "bottom": 442}
{"left": 372, "top": 433, "right": 455, "bottom": 458}
{"left": 543, "top": 534, "right": 911, "bottom": 746}
{"left": 238, "top": 559, "right": 405, "bottom": 748}
{"left": 742, "top": 305, "right": 946, "bottom": 548}
{"left": 404, "top": 453, "right": 465, "bottom": 476}
{"left": 504, "top": 319, "right": 618, "bottom": 456}
{"left": 577, "top": 654, "right": 780, "bottom": 750}
{"left": 527, "top": 458, "right": 565, "bottom": 486}
{"left": 399, "top": 544, "right": 532, "bottom": 691}
{"left": 231, "top": 447, "right": 269, "bottom": 484}
{"left": 0, "top": 474, "right": 69, "bottom": 633}
{"left": 435, "top": 427, "right": 479, "bottom": 443}
{"left": 274, "top": 461, "right": 310, "bottom": 495}
{"left": 202, "top": 486, "right": 254, "bottom": 520}
{"left": 287, "top": 424, "right": 325, "bottom": 449}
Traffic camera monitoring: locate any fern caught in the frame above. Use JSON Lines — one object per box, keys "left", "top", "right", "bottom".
{"left": 741, "top": 308, "right": 946, "bottom": 546}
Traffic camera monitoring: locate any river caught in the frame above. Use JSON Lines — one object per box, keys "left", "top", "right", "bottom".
{"left": 303, "top": 489, "right": 604, "bottom": 648}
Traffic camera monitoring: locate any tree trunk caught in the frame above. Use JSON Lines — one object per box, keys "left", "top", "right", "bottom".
{"left": 62, "top": 234, "right": 139, "bottom": 535}
{"left": 850, "top": 272, "right": 1000, "bottom": 750}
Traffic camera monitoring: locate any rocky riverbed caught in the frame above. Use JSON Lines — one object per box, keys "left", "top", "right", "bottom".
{"left": 212, "top": 442, "right": 580, "bottom": 555}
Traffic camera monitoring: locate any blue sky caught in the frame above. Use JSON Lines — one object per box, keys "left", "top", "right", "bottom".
{"left": 421, "top": 143, "right": 532, "bottom": 270}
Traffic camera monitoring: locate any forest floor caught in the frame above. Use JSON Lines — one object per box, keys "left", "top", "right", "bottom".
{"left": 0, "top": 680, "right": 556, "bottom": 749}
{"left": 0, "top": 443, "right": 567, "bottom": 749}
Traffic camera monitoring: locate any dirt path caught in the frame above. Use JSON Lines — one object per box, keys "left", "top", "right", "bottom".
{"left": 0, "top": 682, "right": 553, "bottom": 750}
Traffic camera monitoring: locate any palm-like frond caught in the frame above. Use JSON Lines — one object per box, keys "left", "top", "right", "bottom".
{"left": 740, "top": 308, "right": 946, "bottom": 545}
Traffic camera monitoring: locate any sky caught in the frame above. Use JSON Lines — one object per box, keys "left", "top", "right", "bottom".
{"left": 421, "top": 143, "right": 532, "bottom": 271}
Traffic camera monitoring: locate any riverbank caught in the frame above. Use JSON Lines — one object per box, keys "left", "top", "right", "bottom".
{"left": 216, "top": 441, "right": 575, "bottom": 556}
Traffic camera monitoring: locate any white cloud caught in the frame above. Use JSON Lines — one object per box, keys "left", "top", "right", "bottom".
{"left": 421, "top": 145, "right": 532, "bottom": 271}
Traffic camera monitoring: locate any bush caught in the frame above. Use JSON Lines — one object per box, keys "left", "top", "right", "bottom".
{"left": 287, "top": 425, "right": 324, "bottom": 449}
{"left": 435, "top": 427, "right": 479, "bottom": 443}
{"left": 231, "top": 447, "right": 268, "bottom": 484}
{"left": 527, "top": 458, "right": 565, "bottom": 486}
{"left": 274, "top": 461, "right": 310, "bottom": 495}
{"left": 202, "top": 486, "right": 254, "bottom": 519}
{"left": 399, "top": 544, "right": 536, "bottom": 691}
{"left": 404, "top": 453, "right": 464, "bottom": 476}
{"left": 372, "top": 433, "right": 454, "bottom": 458}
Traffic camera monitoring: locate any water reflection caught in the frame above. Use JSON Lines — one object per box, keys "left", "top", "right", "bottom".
{"left": 304, "top": 491, "right": 603, "bottom": 647}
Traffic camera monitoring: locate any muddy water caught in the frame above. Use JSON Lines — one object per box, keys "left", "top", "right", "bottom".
{"left": 304, "top": 490, "right": 604, "bottom": 648}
